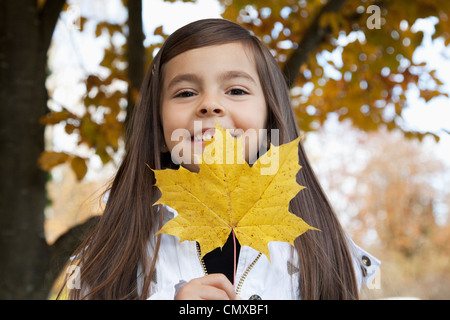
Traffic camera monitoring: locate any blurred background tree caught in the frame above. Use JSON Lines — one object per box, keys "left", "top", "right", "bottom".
{"left": 304, "top": 123, "right": 450, "bottom": 298}
{"left": 352, "top": 130, "right": 450, "bottom": 298}
{"left": 1, "top": 0, "right": 449, "bottom": 299}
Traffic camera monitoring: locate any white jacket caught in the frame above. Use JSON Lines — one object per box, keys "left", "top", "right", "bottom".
{"left": 142, "top": 205, "right": 380, "bottom": 300}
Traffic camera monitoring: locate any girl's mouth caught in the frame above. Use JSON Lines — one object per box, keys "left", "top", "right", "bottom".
{"left": 191, "top": 128, "right": 215, "bottom": 146}
{"left": 191, "top": 130, "right": 214, "bottom": 142}
{"left": 191, "top": 128, "right": 243, "bottom": 141}
{"left": 190, "top": 127, "right": 242, "bottom": 146}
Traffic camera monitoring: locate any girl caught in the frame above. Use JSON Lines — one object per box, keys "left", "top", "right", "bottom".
{"left": 66, "top": 18, "right": 379, "bottom": 300}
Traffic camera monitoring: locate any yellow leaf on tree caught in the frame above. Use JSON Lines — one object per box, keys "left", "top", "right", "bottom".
{"left": 153, "top": 123, "right": 317, "bottom": 261}
{"left": 70, "top": 156, "right": 88, "bottom": 181}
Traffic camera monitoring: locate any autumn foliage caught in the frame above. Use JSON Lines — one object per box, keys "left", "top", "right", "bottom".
{"left": 39, "top": 0, "right": 450, "bottom": 180}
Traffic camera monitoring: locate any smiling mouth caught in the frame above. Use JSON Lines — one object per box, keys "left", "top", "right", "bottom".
{"left": 191, "top": 128, "right": 243, "bottom": 143}
{"left": 191, "top": 128, "right": 215, "bottom": 143}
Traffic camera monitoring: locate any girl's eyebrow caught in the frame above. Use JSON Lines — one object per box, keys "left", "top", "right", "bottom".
{"left": 166, "top": 70, "right": 257, "bottom": 91}
{"left": 167, "top": 73, "right": 201, "bottom": 90}
{"left": 219, "top": 70, "right": 257, "bottom": 85}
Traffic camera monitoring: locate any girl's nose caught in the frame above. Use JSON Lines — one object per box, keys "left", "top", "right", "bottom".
{"left": 196, "top": 102, "right": 225, "bottom": 117}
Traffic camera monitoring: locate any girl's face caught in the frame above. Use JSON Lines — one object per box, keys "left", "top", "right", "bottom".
{"left": 161, "top": 42, "right": 268, "bottom": 172}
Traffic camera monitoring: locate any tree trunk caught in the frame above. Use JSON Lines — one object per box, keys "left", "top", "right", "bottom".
{"left": 125, "top": 0, "right": 145, "bottom": 139}
{"left": 0, "top": 0, "right": 65, "bottom": 299}
{"left": 0, "top": 0, "right": 145, "bottom": 299}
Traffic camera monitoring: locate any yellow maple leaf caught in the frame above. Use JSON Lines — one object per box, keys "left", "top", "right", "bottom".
{"left": 153, "top": 123, "right": 317, "bottom": 261}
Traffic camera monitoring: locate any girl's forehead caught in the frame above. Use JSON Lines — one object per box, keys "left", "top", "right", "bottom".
{"left": 166, "top": 40, "right": 254, "bottom": 60}
{"left": 162, "top": 42, "right": 258, "bottom": 81}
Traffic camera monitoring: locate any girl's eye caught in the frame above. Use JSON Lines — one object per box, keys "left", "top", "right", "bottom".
{"left": 175, "top": 90, "right": 196, "bottom": 98}
{"left": 227, "top": 88, "right": 249, "bottom": 96}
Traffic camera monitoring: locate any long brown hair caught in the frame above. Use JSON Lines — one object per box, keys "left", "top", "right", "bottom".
{"left": 65, "top": 18, "right": 358, "bottom": 299}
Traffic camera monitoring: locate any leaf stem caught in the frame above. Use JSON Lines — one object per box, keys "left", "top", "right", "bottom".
{"left": 232, "top": 229, "right": 236, "bottom": 287}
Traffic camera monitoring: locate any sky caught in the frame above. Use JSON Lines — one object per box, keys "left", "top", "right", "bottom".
{"left": 47, "top": 0, "right": 450, "bottom": 178}
{"left": 142, "top": 0, "right": 222, "bottom": 37}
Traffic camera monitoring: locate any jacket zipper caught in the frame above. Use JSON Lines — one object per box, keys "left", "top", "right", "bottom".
{"left": 235, "top": 252, "right": 262, "bottom": 296}
{"left": 196, "top": 242, "right": 262, "bottom": 297}
{"left": 196, "top": 242, "right": 208, "bottom": 275}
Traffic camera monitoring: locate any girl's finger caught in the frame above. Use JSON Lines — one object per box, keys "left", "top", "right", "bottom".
{"left": 197, "top": 274, "right": 236, "bottom": 300}
{"left": 198, "top": 285, "right": 233, "bottom": 300}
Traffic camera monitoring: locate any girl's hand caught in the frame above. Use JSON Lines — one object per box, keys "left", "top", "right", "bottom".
{"left": 174, "top": 274, "right": 240, "bottom": 300}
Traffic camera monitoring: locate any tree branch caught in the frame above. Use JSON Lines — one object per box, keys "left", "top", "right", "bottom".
{"left": 282, "top": 0, "right": 348, "bottom": 88}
